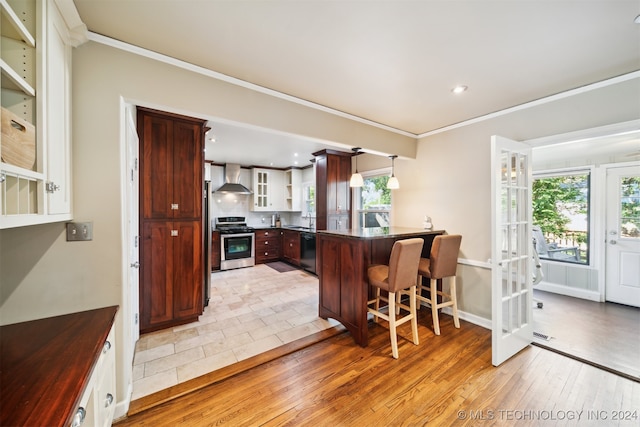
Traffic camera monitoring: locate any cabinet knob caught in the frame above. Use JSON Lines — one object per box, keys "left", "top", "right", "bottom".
{"left": 105, "top": 393, "right": 114, "bottom": 408}
{"left": 171, "top": 203, "right": 179, "bottom": 210}
{"left": 265, "top": 241, "right": 269, "bottom": 245}
{"left": 71, "top": 407, "right": 86, "bottom": 427}
{"left": 103, "top": 340, "right": 112, "bottom": 354}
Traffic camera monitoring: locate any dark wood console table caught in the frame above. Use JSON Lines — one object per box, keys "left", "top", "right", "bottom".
{"left": 317, "top": 227, "right": 444, "bottom": 346}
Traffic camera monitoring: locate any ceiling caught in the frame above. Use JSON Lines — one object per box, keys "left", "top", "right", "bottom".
{"left": 73, "top": 0, "right": 640, "bottom": 167}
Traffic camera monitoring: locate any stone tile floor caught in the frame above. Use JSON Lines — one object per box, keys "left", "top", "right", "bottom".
{"left": 131, "top": 263, "right": 338, "bottom": 400}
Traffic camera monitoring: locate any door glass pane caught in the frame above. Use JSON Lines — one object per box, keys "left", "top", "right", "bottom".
{"left": 620, "top": 176, "right": 640, "bottom": 239}
{"left": 502, "top": 299, "right": 510, "bottom": 334}
{"left": 501, "top": 153, "right": 509, "bottom": 184}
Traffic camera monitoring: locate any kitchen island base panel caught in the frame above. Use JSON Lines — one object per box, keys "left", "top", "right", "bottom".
{"left": 317, "top": 228, "right": 444, "bottom": 347}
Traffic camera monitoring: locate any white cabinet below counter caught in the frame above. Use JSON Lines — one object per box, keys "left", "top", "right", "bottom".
{"left": 0, "top": 306, "right": 118, "bottom": 427}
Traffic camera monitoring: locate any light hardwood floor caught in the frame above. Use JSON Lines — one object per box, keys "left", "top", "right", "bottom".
{"left": 115, "top": 309, "right": 639, "bottom": 426}
{"left": 533, "top": 289, "right": 640, "bottom": 382}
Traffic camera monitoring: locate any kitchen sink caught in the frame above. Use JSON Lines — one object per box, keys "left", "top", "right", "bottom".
{"left": 283, "top": 225, "right": 313, "bottom": 231}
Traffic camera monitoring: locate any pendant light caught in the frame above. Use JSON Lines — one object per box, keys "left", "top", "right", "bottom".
{"left": 387, "top": 155, "right": 399, "bottom": 189}
{"left": 350, "top": 147, "right": 364, "bottom": 187}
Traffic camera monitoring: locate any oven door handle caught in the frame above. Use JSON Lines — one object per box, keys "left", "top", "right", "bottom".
{"left": 221, "top": 232, "right": 255, "bottom": 239}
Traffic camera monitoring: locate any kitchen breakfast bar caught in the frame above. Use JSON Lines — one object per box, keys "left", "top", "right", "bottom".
{"left": 317, "top": 227, "right": 444, "bottom": 346}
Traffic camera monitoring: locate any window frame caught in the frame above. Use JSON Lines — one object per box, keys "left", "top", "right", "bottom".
{"left": 532, "top": 166, "right": 594, "bottom": 266}
{"left": 353, "top": 167, "right": 393, "bottom": 229}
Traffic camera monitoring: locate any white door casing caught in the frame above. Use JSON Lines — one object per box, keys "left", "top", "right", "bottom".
{"left": 125, "top": 104, "right": 140, "bottom": 345}
{"left": 491, "top": 135, "right": 533, "bottom": 366}
{"left": 605, "top": 165, "right": 640, "bottom": 307}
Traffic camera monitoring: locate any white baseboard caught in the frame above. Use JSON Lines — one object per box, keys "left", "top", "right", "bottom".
{"left": 535, "top": 282, "right": 602, "bottom": 302}
{"left": 419, "top": 302, "right": 491, "bottom": 330}
{"left": 113, "top": 382, "right": 133, "bottom": 422}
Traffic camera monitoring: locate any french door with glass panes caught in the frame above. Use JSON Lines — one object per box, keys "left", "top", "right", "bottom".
{"left": 491, "top": 135, "right": 533, "bottom": 366}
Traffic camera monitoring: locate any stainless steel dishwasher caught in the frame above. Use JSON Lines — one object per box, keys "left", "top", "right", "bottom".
{"left": 300, "top": 232, "right": 316, "bottom": 274}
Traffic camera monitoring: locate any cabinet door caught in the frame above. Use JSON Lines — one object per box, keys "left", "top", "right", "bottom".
{"left": 282, "top": 230, "right": 301, "bottom": 265}
{"left": 140, "top": 221, "right": 202, "bottom": 330}
{"left": 172, "top": 220, "right": 203, "bottom": 320}
{"left": 140, "top": 222, "right": 174, "bottom": 329}
{"left": 335, "top": 155, "right": 351, "bottom": 214}
{"left": 140, "top": 113, "right": 173, "bottom": 219}
{"left": 211, "top": 231, "right": 221, "bottom": 270}
{"left": 252, "top": 169, "right": 269, "bottom": 210}
{"left": 172, "top": 120, "right": 203, "bottom": 219}
{"left": 45, "top": 1, "right": 72, "bottom": 216}
{"left": 270, "top": 169, "right": 285, "bottom": 211}
{"left": 328, "top": 214, "right": 349, "bottom": 230}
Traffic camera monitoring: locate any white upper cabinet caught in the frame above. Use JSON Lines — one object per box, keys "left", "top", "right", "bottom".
{"left": 0, "top": 0, "right": 86, "bottom": 228}
{"left": 251, "top": 168, "right": 286, "bottom": 212}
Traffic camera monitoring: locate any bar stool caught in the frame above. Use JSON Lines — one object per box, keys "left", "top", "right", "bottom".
{"left": 367, "top": 238, "right": 424, "bottom": 359}
{"left": 417, "top": 234, "right": 462, "bottom": 335}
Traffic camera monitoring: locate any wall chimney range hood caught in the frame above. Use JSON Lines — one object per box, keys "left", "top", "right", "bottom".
{"left": 214, "top": 164, "right": 253, "bottom": 194}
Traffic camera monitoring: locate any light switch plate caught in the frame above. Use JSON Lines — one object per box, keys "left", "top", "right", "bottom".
{"left": 66, "top": 222, "right": 93, "bottom": 241}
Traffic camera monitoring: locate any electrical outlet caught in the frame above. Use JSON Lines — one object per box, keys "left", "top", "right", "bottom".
{"left": 66, "top": 222, "right": 93, "bottom": 241}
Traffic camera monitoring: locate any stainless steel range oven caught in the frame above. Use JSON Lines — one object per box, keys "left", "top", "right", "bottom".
{"left": 216, "top": 217, "right": 255, "bottom": 270}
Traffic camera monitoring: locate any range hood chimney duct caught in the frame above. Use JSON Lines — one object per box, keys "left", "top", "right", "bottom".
{"left": 214, "top": 164, "right": 253, "bottom": 194}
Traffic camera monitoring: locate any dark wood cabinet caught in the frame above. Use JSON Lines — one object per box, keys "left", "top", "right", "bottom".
{"left": 255, "top": 229, "right": 282, "bottom": 264}
{"left": 211, "top": 230, "right": 221, "bottom": 270}
{"left": 282, "top": 229, "right": 301, "bottom": 265}
{"left": 313, "top": 149, "right": 352, "bottom": 231}
{"left": 138, "top": 107, "right": 206, "bottom": 333}
{"left": 140, "top": 111, "right": 203, "bottom": 220}
{"left": 317, "top": 229, "right": 443, "bottom": 347}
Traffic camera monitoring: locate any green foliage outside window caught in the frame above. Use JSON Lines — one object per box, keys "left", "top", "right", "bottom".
{"left": 532, "top": 174, "right": 589, "bottom": 245}
{"left": 620, "top": 177, "right": 640, "bottom": 237}
{"left": 362, "top": 176, "right": 391, "bottom": 208}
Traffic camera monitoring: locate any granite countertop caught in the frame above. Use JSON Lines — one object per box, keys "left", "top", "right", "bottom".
{"left": 316, "top": 227, "right": 444, "bottom": 239}
{"left": 253, "top": 225, "right": 316, "bottom": 233}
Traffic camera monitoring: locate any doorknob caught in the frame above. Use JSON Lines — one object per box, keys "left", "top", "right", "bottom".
{"left": 131, "top": 261, "right": 140, "bottom": 268}
{"left": 610, "top": 240, "right": 617, "bottom": 245}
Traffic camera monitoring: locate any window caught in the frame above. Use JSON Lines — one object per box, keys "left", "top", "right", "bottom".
{"left": 354, "top": 170, "right": 392, "bottom": 228}
{"left": 620, "top": 176, "right": 640, "bottom": 238}
{"left": 532, "top": 170, "right": 590, "bottom": 264}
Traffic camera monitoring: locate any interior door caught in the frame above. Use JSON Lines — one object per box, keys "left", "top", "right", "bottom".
{"left": 491, "top": 135, "right": 533, "bottom": 366}
{"left": 605, "top": 165, "right": 640, "bottom": 307}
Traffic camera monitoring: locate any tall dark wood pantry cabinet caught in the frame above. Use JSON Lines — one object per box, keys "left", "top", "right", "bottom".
{"left": 314, "top": 149, "right": 352, "bottom": 231}
{"left": 138, "top": 107, "right": 206, "bottom": 333}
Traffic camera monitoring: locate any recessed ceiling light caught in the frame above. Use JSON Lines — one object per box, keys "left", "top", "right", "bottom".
{"left": 452, "top": 85, "right": 468, "bottom": 94}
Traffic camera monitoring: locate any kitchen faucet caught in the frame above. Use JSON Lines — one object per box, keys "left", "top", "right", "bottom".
{"left": 306, "top": 214, "right": 314, "bottom": 228}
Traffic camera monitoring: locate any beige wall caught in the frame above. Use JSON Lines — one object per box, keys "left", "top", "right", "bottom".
{"left": 0, "top": 40, "right": 415, "bottom": 411}
{"left": 1, "top": 37, "right": 638, "bottom": 413}
{"left": 391, "top": 77, "right": 639, "bottom": 320}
